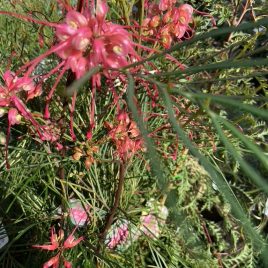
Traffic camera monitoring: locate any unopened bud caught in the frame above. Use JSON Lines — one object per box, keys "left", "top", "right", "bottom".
{"left": 72, "top": 147, "right": 83, "bottom": 160}
{"left": 161, "top": 34, "right": 172, "bottom": 48}
{"left": 0, "top": 132, "right": 6, "bottom": 145}
{"left": 0, "top": 108, "right": 6, "bottom": 117}
{"left": 149, "top": 16, "right": 160, "bottom": 28}
{"left": 85, "top": 156, "right": 93, "bottom": 169}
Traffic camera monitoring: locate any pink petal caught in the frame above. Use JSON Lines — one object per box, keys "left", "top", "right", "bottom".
{"left": 56, "top": 24, "right": 76, "bottom": 41}
{"left": 64, "top": 260, "right": 72, "bottom": 268}
{"left": 63, "top": 234, "right": 84, "bottom": 249}
{"left": 8, "top": 108, "right": 21, "bottom": 126}
{"left": 27, "top": 84, "right": 42, "bottom": 101}
{"left": 66, "top": 11, "right": 88, "bottom": 28}
{"left": 32, "top": 244, "right": 58, "bottom": 251}
{"left": 3, "top": 70, "right": 15, "bottom": 88}
{"left": 43, "top": 254, "right": 60, "bottom": 268}
{"left": 96, "top": 0, "right": 108, "bottom": 22}
{"left": 15, "top": 77, "right": 34, "bottom": 91}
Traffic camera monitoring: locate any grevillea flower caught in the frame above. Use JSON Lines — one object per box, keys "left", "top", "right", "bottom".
{"left": 0, "top": 70, "right": 53, "bottom": 139}
{"left": 1, "top": 1, "right": 139, "bottom": 140}
{"left": 54, "top": 1, "right": 138, "bottom": 80}
{"left": 33, "top": 226, "right": 83, "bottom": 268}
{"left": 106, "top": 111, "right": 142, "bottom": 160}
{"left": 0, "top": 70, "right": 39, "bottom": 107}
{"left": 0, "top": 70, "right": 57, "bottom": 168}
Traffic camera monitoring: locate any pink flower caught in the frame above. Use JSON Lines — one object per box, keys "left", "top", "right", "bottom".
{"left": 8, "top": 108, "right": 21, "bottom": 125}
{"left": 63, "top": 233, "right": 84, "bottom": 249}
{"left": 178, "top": 4, "right": 193, "bottom": 25}
{"left": 43, "top": 253, "right": 60, "bottom": 268}
{"left": 63, "top": 260, "right": 72, "bottom": 268}
{"left": 140, "top": 214, "right": 160, "bottom": 239}
{"left": 96, "top": 0, "right": 109, "bottom": 22}
{"left": 33, "top": 227, "right": 60, "bottom": 251}
{"left": 0, "top": 70, "right": 38, "bottom": 107}
{"left": 107, "top": 221, "right": 129, "bottom": 249}
{"left": 0, "top": 70, "right": 55, "bottom": 168}
{"left": 69, "top": 199, "right": 90, "bottom": 227}
{"left": 33, "top": 226, "right": 83, "bottom": 268}
{"left": 107, "top": 112, "right": 142, "bottom": 160}
{"left": 54, "top": 1, "right": 138, "bottom": 79}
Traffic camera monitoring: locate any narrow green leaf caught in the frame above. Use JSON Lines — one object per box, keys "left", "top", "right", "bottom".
{"left": 167, "top": 88, "right": 268, "bottom": 120}
{"left": 149, "top": 58, "right": 268, "bottom": 78}
{"left": 66, "top": 66, "right": 102, "bottom": 96}
{"left": 126, "top": 72, "right": 168, "bottom": 192}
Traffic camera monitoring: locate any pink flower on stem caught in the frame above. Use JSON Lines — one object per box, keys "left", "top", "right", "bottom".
{"left": 177, "top": 4, "right": 194, "bottom": 25}
{"left": 1, "top": 1, "right": 139, "bottom": 141}
{"left": 0, "top": 70, "right": 55, "bottom": 168}
{"left": 43, "top": 253, "right": 60, "bottom": 268}
{"left": 54, "top": 1, "right": 138, "bottom": 80}
{"left": 140, "top": 214, "right": 160, "bottom": 239}
{"left": 107, "top": 111, "right": 142, "bottom": 160}
{"left": 8, "top": 108, "right": 21, "bottom": 126}
{"left": 33, "top": 226, "right": 83, "bottom": 268}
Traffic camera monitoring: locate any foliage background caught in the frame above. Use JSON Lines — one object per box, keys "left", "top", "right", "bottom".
{"left": 0, "top": 0, "right": 267, "bottom": 267}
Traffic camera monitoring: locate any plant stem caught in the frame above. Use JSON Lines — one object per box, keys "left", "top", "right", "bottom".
{"left": 99, "top": 160, "right": 127, "bottom": 241}
{"left": 76, "top": 0, "right": 85, "bottom": 12}
{"left": 138, "top": 0, "right": 145, "bottom": 55}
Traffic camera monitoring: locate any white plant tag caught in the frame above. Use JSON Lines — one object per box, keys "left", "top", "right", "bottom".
{"left": 0, "top": 222, "right": 9, "bottom": 249}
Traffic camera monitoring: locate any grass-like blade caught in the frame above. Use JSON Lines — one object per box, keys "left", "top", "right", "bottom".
{"left": 126, "top": 72, "right": 168, "bottom": 192}
{"left": 149, "top": 58, "right": 268, "bottom": 78}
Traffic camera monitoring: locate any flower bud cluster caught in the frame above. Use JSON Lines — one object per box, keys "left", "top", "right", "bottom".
{"left": 143, "top": 2, "right": 194, "bottom": 48}
{"left": 106, "top": 111, "right": 142, "bottom": 160}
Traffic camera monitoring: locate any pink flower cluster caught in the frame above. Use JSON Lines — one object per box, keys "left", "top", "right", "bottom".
{"left": 0, "top": 71, "right": 40, "bottom": 131}
{"left": 55, "top": 1, "right": 138, "bottom": 82}
{"left": 0, "top": 0, "right": 139, "bottom": 167}
{"left": 0, "top": 70, "right": 60, "bottom": 167}
{"left": 142, "top": 2, "right": 194, "bottom": 48}
{"left": 107, "top": 222, "right": 129, "bottom": 249}
{"left": 106, "top": 111, "right": 142, "bottom": 160}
